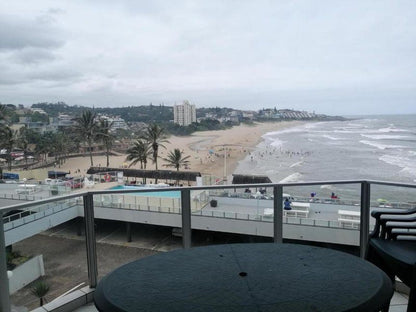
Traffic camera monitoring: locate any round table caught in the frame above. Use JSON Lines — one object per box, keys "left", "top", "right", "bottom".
{"left": 94, "top": 243, "right": 393, "bottom": 312}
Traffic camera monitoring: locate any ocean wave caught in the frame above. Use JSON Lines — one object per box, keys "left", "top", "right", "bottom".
{"left": 262, "top": 122, "right": 325, "bottom": 139}
{"left": 359, "top": 140, "right": 406, "bottom": 150}
{"left": 290, "top": 161, "right": 304, "bottom": 168}
{"left": 279, "top": 172, "right": 302, "bottom": 183}
{"left": 320, "top": 184, "right": 335, "bottom": 190}
{"left": 333, "top": 128, "right": 374, "bottom": 134}
{"left": 322, "top": 134, "right": 343, "bottom": 141}
{"left": 378, "top": 127, "right": 410, "bottom": 133}
{"left": 270, "top": 138, "right": 285, "bottom": 148}
{"left": 360, "top": 134, "right": 411, "bottom": 140}
{"left": 333, "top": 129, "right": 357, "bottom": 134}
{"left": 263, "top": 127, "right": 304, "bottom": 138}
{"left": 379, "top": 154, "right": 416, "bottom": 177}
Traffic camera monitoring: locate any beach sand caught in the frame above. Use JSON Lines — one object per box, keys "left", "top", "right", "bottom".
{"left": 18, "top": 121, "right": 304, "bottom": 184}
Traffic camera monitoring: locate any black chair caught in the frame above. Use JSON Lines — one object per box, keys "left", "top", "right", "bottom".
{"left": 366, "top": 207, "right": 416, "bottom": 312}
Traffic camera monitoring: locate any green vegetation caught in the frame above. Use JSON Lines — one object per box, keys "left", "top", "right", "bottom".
{"left": 31, "top": 280, "right": 50, "bottom": 306}
{"left": 163, "top": 149, "right": 190, "bottom": 171}
{"left": 162, "top": 148, "right": 191, "bottom": 185}
{"left": 73, "top": 110, "right": 99, "bottom": 166}
{"left": 126, "top": 140, "right": 151, "bottom": 170}
{"left": 6, "top": 250, "right": 29, "bottom": 270}
{"left": 32, "top": 102, "right": 173, "bottom": 122}
{"left": 97, "top": 119, "right": 115, "bottom": 167}
{"left": 0, "top": 127, "right": 18, "bottom": 170}
{"left": 164, "top": 119, "right": 235, "bottom": 136}
{"left": 139, "top": 124, "right": 169, "bottom": 171}
{"left": 31, "top": 102, "right": 234, "bottom": 136}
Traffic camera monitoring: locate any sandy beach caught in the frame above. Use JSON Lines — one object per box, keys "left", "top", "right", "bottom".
{"left": 18, "top": 121, "right": 304, "bottom": 183}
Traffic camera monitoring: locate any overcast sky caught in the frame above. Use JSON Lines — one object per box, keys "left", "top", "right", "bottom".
{"left": 1, "top": 1, "right": 415, "bottom": 115}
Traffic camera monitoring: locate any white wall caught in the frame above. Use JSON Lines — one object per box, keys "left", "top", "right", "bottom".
{"left": 9, "top": 255, "right": 45, "bottom": 294}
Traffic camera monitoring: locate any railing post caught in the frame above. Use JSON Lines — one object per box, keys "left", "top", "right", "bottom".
{"left": 360, "top": 181, "right": 371, "bottom": 258}
{"left": 0, "top": 212, "right": 11, "bottom": 312}
{"left": 83, "top": 193, "right": 98, "bottom": 287}
{"left": 181, "top": 189, "right": 192, "bottom": 249}
{"left": 273, "top": 185, "right": 283, "bottom": 243}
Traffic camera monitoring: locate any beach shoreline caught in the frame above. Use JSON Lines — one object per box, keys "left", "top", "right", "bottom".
{"left": 16, "top": 121, "right": 306, "bottom": 183}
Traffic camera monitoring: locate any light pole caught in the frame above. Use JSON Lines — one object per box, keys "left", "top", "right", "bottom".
{"left": 223, "top": 145, "right": 227, "bottom": 184}
{"left": 257, "top": 197, "right": 259, "bottom": 219}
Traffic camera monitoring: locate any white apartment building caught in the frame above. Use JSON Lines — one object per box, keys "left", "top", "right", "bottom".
{"left": 99, "top": 115, "right": 129, "bottom": 130}
{"left": 173, "top": 100, "right": 196, "bottom": 126}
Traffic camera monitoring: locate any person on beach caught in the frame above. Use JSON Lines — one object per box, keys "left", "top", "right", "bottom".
{"left": 284, "top": 198, "right": 291, "bottom": 210}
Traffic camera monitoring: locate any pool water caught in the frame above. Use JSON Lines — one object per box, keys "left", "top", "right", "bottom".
{"left": 110, "top": 185, "right": 181, "bottom": 198}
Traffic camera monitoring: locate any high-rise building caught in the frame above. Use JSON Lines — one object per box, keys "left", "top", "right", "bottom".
{"left": 173, "top": 100, "right": 196, "bottom": 126}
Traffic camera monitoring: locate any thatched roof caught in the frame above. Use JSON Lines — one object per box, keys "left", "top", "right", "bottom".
{"left": 232, "top": 174, "right": 272, "bottom": 184}
{"left": 87, "top": 167, "right": 201, "bottom": 181}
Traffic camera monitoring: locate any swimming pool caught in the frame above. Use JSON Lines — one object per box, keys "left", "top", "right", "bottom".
{"left": 110, "top": 185, "right": 181, "bottom": 198}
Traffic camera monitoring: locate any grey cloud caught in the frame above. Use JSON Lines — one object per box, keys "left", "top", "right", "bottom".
{"left": 27, "top": 69, "right": 82, "bottom": 82}
{"left": 0, "top": 14, "right": 64, "bottom": 50}
{"left": 12, "top": 47, "right": 57, "bottom": 64}
{"left": 46, "top": 8, "right": 65, "bottom": 15}
{"left": 0, "top": 60, "right": 82, "bottom": 86}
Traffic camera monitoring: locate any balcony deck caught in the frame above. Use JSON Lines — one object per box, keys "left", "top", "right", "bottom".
{"left": 1, "top": 180, "right": 415, "bottom": 312}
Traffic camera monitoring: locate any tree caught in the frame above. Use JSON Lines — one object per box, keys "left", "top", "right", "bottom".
{"left": 35, "top": 132, "right": 54, "bottom": 163}
{"left": 31, "top": 280, "right": 50, "bottom": 306}
{"left": 126, "top": 139, "right": 151, "bottom": 183}
{"left": 96, "top": 119, "right": 114, "bottom": 167}
{"left": 140, "top": 124, "right": 169, "bottom": 171}
{"left": 0, "top": 126, "right": 17, "bottom": 170}
{"left": 0, "top": 104, "right": 7, "bottom": 122}
{"left": 50, "top": 132, "right": 70, "bottom": 166}
{"left": 126, "top": 140, "right": 151, "bottom": 169}
{"left": 163, "top": 148, "right": 190, "bottom": 171}
{"left": 17, "top": 127, "right": 30, "bottom": 166}
{"left": 74, "top": 110, "right": 98, "bottom": 166}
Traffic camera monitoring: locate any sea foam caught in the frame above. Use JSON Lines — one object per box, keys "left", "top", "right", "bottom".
{"left": 359, "top": 140, "right": 405, "bottom": 150}
{"left": 379, "top": 155, "right": 416, "bottom": 178}
{"left": 361, "top": 134, "right": 411, "bottom": 140}
{"left": 279, "top": 172, "right": 302, "bottom": 183}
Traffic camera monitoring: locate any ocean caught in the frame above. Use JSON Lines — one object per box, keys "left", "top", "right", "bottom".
{"left": 235, "top": 114, "right": 416, "bottom": 203}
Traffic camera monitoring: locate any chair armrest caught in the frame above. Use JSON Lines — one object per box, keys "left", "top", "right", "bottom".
{"left": 381, "top": 213, "right": 416, "bottom": 222}
{"left": 386, "top": 221, "right": 416, "bottom": 229}
{"left": 371, "top": 208, "right": 412, "bottom": 219}
{"left": 385, "top": 220, "right": 416, "bottom": 239}
{"left": 370, "top": 207, "right": 416, "bottom": 238}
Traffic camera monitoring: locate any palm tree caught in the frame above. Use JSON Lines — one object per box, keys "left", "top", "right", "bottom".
{"left": 31, "top": 280, "right": 50, "bottom": 306}
{"left": 0, "top": 126, "right": 17, "bottom": 170}
{"left": 126, "top": 139, "right": 151, "bottom": 183}
{"left": 35, "top": 132, "right": 53, "bottom": 163}
{"left": 140, "top": 124, "right": 169, "bottom": 170}
{"left": 74, "top": 110, "right": 98, "bottom": 166}
{"left": 51, "top": 132, "right": 69, "bottom": 166}
{"left": 96, "top": 119, "right": 114, "bottom": 167}
{"left": 163, "top": 149, "right": 190, "bottom": 171}
{"left": 163, "top": 149, "right": 190, "bottom": 185}
{"left": 18, "top": 127, "right": 30, "bottom": 166}
{"left": 126, "top": 140, "right": 151, "bottom": 169}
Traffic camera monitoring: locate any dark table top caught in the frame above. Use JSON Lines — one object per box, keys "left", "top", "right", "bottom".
{"left": 94, "top": 243, "right": 393, "bottom": 312}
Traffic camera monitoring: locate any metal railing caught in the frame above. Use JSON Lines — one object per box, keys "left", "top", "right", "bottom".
{"left": 0, "top": 179, "right": 415, "bottom": 312}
